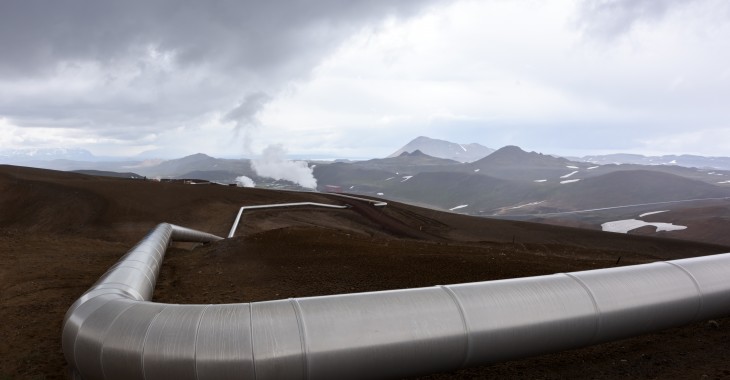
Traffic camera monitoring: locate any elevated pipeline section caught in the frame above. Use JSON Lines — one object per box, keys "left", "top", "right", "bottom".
{"left": 64, "top": 222, "right": 730, "bottom": 379}
{"left": 227, "top": 195, "right": 387, "bottom": 238}
{"left": 228, "top": 202, "right": 351, "bottom": 238}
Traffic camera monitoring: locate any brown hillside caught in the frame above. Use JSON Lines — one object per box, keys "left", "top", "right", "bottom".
{"left": 1, "top": 164, "right": 729, "bottom": 379}
{"left": 552, "top": 170, "right": 730, "bottom": 210}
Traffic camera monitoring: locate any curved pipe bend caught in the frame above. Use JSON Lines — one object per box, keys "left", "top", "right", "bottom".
{"left": 64, "top": 223, "right": 730, "bottom": 380}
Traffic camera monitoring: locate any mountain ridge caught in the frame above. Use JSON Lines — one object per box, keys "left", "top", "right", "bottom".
{"left": 388, "top": 136, "right": 494, "bottom": 163}
{"left": 579, "top": 153, "right": 730, "bottom": 170}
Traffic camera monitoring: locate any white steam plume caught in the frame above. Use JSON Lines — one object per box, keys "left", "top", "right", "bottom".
{"left": 223, "top": 92, "right": 272, "bottom": 153}
{"left": 251, "top": 144, "right": 317, "bottom": 189}
{"left": 235, "top": 175, "right": 256, "bottom": 188}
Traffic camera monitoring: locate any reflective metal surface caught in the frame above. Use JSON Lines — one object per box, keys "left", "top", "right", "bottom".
{"left": 64, "top": 222, "right": 730, "bottom": 380}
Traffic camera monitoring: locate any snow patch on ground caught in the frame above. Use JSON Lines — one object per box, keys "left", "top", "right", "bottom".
{"left": 718, "top": 180, "right": 730, "bottom": 184}
{"left": 534, "top": 179, "right": 547, "bottom": 183}
{"left": 602, "top": 219, "right": 687, "bottom": 234}
{"left": 560, "top": 171, "right": 579, "bottom": 178}
{"left": 560, "top": 179, "right": 580, "bottom": 184}
{"left": 401, "top": 175, "right": 413, "bottom": 182}
{"left": 377, "top": 192, "right": 384, "bottom": 196}
{"left": 587, "top": 166, "right": 599, "bottom": 170}
{"left": 449, "top": 204, "right": 468, "bottom": 211}
{"left": 459, "top": 144, "right": 467, "bottom": 152}
{"left": 566, "top": 165, "right": 578, "bottom": 169}
{"left": 385, "top": 177, "right": 395, "bottom": 181}
{"left": 474, "top": 169, "right": 480, "bottom": 172}
{"left": 349, "top": 186, "right": 355, "bottom": 189}
{"left": 639, "top": 210, "right": 669, "bottom": 218}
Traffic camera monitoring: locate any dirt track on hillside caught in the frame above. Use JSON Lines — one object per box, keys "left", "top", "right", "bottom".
{"left": 2, "top": 165, "right": 730, "bottom": 379}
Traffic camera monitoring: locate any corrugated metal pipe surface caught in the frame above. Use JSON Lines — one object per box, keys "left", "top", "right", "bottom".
{"left": 63, "top": 222, "right": 730, "bottom": 379}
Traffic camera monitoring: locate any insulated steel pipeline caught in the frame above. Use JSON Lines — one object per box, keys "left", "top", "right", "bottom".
{"left": 227, "top": 202, "right": 350, "bottom": 238}
{"left": 63, "top": 222, "right": 730, "bottom": 380}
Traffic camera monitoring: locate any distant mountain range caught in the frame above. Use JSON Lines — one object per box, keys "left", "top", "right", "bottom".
{"left": 3, "top": 137, "right": 730, "bottom": 245}
{"left": 388, "top": 136, "right": 494, "bottom": 163}
{"left": 576, "top": 153, "right": 730, "bottom": 171}
{"left": 314, "top": 143, "right": 730, "bottom": 245}
{"left": 388, "top": 137, "right": 730, "bottom": 170}
{"left": 4, "top": 137, "right": 730, "bottom": 170}
{"left": 0, "top": 148, "right": 97, "bottom": 162}
{"left": 317, "top": 145, "right": 730, "bottom": 211}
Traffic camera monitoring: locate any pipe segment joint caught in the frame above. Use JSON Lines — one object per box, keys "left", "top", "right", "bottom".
{"left": 64, "top": 221, "right": 730, "bottom": 379}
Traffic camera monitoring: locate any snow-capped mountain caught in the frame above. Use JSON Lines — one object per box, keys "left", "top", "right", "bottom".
{"left": 578, "top": 153, "right": 730, "bottom": 171}
{"left": 388, "top": 136, "right": 494, "bottom": 163}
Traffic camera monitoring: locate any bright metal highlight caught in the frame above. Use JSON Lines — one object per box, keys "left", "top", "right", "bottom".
{"left": 64, "top": 222, "right": 730, "bottom": 379}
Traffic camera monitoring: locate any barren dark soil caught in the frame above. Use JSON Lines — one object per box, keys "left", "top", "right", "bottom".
{"left": 526, "top": 198, "right": 730, "bottom": 246}
{"left": 1, "top": 164, "right": 730, "bottom": 379}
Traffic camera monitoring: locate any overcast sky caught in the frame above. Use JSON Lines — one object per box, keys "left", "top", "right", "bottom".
{"left": 1, "top": 0, "right": 729, "bottom": 159}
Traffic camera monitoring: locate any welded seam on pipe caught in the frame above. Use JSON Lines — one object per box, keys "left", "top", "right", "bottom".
{"left": 192, "top": 304, "right": 211, "bottom": 380}
{"left": 249, "top": 305, "right": 258, "bottom": 380}
{"left": 438, "top": 285, "right": 471, "bottom": 367}
{"left": 140, "top": 306, "right": 166, "bottom": 378}
{"left": 63, "top": 222, "right": 730, "bottom": 380}
{"left": 97, "top": 302, "right": 135, "bottom": 380}
{"left": 664, "top": 261, "right": 704, "bottom": 322}
{"left": 562, "top": 273, "right": 601, "bottom": 344}
{"left": 290, "top": 298, "right": 310, "bottom": 380}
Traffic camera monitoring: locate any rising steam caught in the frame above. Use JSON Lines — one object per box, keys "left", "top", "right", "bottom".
{"left": 224, "top": 92, "right": 272, "bottom": 153}
{"left": 235, "top": 175, "right": 256, "bottom": 188}
{"left": 251, "top": 144, "right": 317, "bottom": 189}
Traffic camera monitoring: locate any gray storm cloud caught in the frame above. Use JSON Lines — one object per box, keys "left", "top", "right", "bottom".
{"left": 576, "top": 0, "right": 694, "bottom": 38}
{"left": 0, "top": 1, "right": 435, "bottom": 78}
{"left": 0, "top": 0, "right": 439, "bottom": 149}
{"left": 2, "top": 0, "right": 728, "bottom": 158}
{"left": 223, "top": 92, "right": 272, "bottom": 153}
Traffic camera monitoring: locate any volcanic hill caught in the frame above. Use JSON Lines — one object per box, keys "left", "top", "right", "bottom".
{"left": 1, "top": 164, "right": 729, "bottom": 379}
